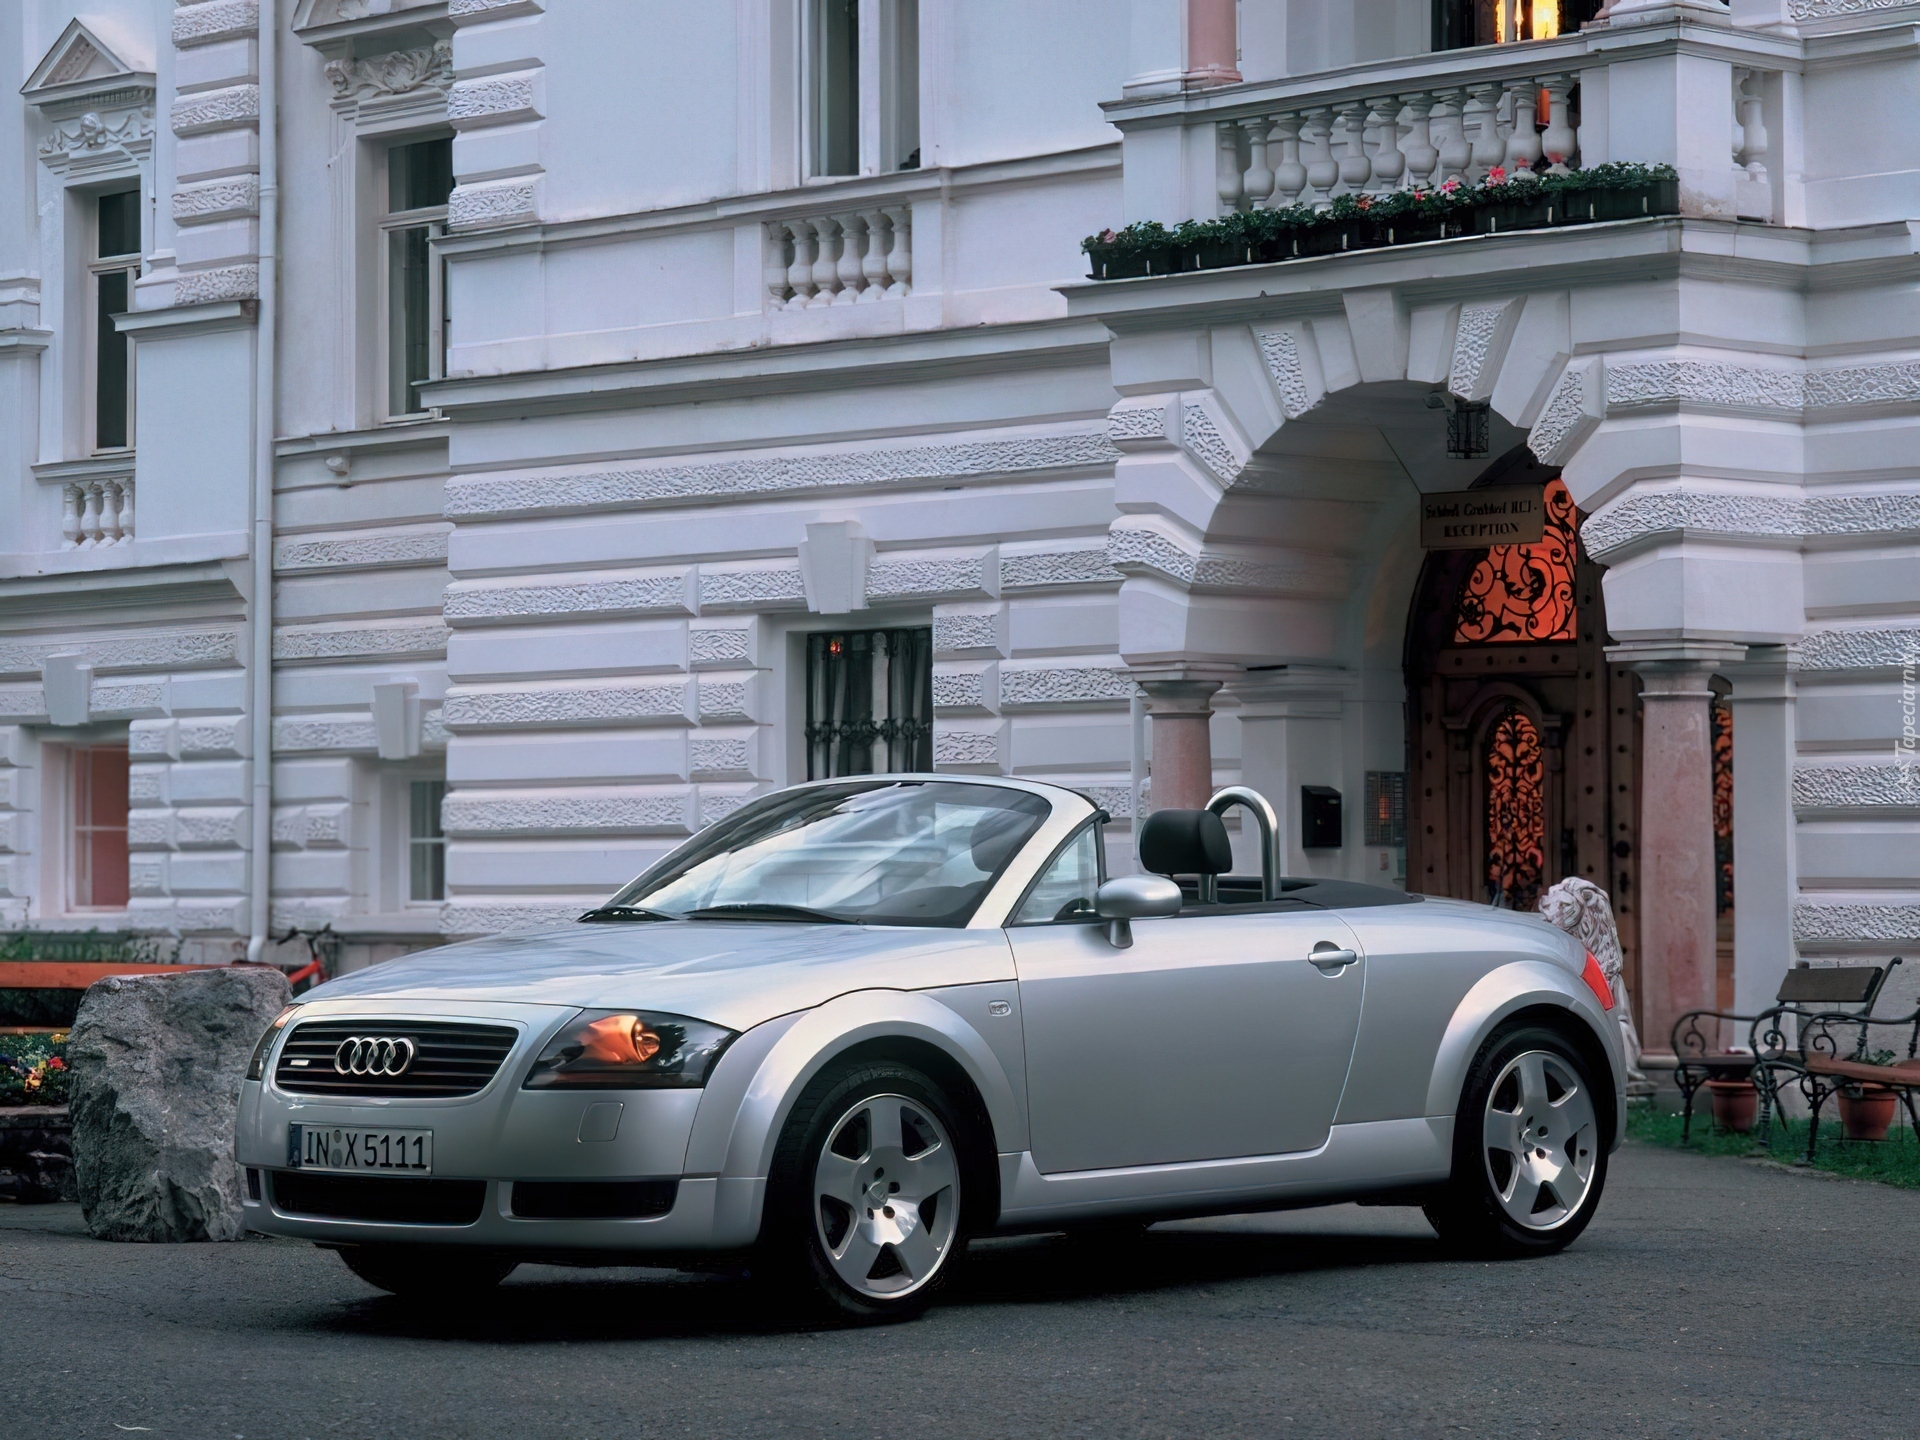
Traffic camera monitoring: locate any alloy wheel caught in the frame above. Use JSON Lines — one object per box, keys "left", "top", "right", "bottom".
{"left": 1481, "top": 1049, "right": 1598, "bottom": 1230}
{"left": 812, "top": 1092, "right": 960, "bottom": 1300}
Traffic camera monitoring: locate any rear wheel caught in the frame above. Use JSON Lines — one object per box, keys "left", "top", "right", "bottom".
{"left": 757, "top": 1060, "right": 970, "bottom": 1323}
{"left": 336, "top": 1244, "right": 518, "bottom": 1298}
{"left": 1425, "top": 1024, "right": 1608, "bottom": 1257}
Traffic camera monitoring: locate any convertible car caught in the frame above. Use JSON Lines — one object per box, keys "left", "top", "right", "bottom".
{"left": 236, "top": 774, "right": 1624, "bottom": 1319}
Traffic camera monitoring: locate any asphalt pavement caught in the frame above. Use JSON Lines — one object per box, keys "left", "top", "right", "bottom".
{"left": 2, "top": 1142, "right": 1915, "bottom": 1439}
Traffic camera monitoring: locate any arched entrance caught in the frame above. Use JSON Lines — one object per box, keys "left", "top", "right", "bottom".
{"left": 1404, "top": 446, "right": 1644, "bottom": 997}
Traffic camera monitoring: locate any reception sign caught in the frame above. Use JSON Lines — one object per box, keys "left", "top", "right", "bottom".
{"left": 1419, "top": 486, "right": 1547, "bottom": 549}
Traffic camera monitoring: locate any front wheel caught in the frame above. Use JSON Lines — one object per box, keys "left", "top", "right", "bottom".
{"left": 757, "top": 1061, "right": 971, "bottom": 1323}
{"left": 1425, "top": 1024, "right": 1608, "bottom": 1257}
{"left": 336, "top": 1244, "right": 518, "bottom": 1299}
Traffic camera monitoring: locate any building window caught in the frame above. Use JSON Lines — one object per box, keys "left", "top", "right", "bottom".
{"left": 91, "top": 189, "right": 139, "bottom": 451}
{"left": 1435, "top": 0, "right": 1601, "bottom": 49}
{"left": 382, "top": 137, "right": 453, "bottom": 418}
{"left": 408, "top": 778, "right": 447, "bottom": 902}
{"left": 808, "top": 0, "right": 919, "bottom": 179}
{"left": 70, "top": 744, "right": 130, "bottom": 910}
{"left": 805, "top": 627, "right": 933, "bottom": 779}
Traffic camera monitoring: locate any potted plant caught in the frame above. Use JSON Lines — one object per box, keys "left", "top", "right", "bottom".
{"left": 1704, "top": 1077, "right": 1759, "bottom": 1133}
{"left": 0, "top": 1030, "right": 74, "bottom": 1204}
{"left": 1082, "top": 221, "right": 1177, "bottom": 280}
{"left": 1837, "top": 1050, "right": 1901, "bottom": 1140}
{"left": 1475, "top": 167, "right": 1555, "bottom": 235}
{"left": 1554, "top": 162, "right": 1681, "bottom": 225}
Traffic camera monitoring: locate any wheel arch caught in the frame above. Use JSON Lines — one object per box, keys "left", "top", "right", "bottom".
{"left": 704, "top": 989, "right": 1016, "bottom": 1226}
{"left": 1424, "top": 962, "right": 1625, "bottom": 1151}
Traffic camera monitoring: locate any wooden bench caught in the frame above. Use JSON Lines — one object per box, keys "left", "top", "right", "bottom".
{"left": 1671, "top": 960, "right": 1898, "bottom": 1143}
{"left": 1754, "top": 976, "right": 1920, "bottom": 1161}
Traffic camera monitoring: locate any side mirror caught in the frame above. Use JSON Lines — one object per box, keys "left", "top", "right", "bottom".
{"left": 1095, "top": 875, "right": 1183, "bottom": 949}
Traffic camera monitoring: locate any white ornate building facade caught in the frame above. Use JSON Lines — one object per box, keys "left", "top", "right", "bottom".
{"left": 3, "top": 0, "right": 1918, "bottom": 1054}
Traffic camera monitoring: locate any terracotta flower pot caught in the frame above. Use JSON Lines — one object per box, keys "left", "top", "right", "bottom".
{"left": 1704, "top": 1077, "right": 1757, "bottom": 1134}
{"left": 1838, "top": 1085, "right": 1898, "bottom": 1141}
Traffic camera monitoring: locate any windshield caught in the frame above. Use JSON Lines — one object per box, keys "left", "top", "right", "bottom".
{"left": 606, "top": 781, "right": 1053, "bottom": 927}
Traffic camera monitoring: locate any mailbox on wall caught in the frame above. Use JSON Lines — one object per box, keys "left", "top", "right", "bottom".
{"left": 1302, "top": 785, "right": 1343, "bottom": 849}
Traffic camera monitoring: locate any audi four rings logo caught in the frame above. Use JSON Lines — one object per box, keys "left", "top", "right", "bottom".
{"left": 333, "top": 1036, "right": 417, "bottom": 1077}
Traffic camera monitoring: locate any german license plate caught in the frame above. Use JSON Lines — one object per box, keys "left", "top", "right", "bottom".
{"left": 287, "top": 1124, "right": 432, "bottom": 1175}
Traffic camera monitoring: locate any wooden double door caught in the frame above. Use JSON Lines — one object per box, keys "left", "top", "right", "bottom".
{"left": 1404, "top": 456, "right": 1644, "bottom": 999}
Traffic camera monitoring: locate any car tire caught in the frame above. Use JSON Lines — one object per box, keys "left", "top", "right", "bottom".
{"left": 336, "top": 1244, "right": 519, "bottom": 1299}
{"left": 757, "top": 1060, "right": 974, "bottom": 1324}
{"left": 1425, "top": 1023, "right": 1609, "bottom": 1259}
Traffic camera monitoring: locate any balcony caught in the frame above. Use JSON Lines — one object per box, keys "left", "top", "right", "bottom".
{"left": 1099, "top": 11, "right": 1814, "bottom": 251}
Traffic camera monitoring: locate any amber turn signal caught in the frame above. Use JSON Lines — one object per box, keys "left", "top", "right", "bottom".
{"left": 1580, "top": 951, "right": 1615, "bottom": 1011}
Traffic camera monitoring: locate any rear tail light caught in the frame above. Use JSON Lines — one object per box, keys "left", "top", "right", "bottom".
{"left": 1581, "top": 951, "right": 1616, "bottom": 1011}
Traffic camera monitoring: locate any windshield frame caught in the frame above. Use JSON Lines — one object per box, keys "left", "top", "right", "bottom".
{"left": 601, "top": 775, "right": 1096, "bottom": 930}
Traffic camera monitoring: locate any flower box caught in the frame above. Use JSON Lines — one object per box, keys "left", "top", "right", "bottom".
{"left": 1475, "top": 187, "right": 1556, "bottom": 236}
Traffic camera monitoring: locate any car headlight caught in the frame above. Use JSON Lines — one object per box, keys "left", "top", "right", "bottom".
{"left": 523, "top": 1010, "right": 735, "bottom": 1090}
{"left": 247, "top": 1006, "right": 298, "bottom": 1082}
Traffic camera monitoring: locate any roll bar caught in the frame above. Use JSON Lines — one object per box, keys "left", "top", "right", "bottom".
{"left": 1206, "top": 785, "right": 1281, "bottom": 902}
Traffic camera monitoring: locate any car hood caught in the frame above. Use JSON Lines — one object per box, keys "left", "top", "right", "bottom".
{"left": 300, "top": 921, "right": 1016, "bottom": 1032}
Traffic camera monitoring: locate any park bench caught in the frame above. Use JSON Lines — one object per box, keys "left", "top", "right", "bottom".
{"left": 1749, "top": 966, "right": 1920, "bottom": 1162}
{"left": 1670, "top": 960, "right": 1899, "bottom": 1144}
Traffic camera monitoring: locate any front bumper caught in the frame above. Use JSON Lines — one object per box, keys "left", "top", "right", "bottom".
{"left": 235, "top": 999, "right": 764, "bottom": 1254}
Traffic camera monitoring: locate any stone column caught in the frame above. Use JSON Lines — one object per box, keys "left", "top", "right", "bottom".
{"left": 1186, "top": 0, "right": 1241, "bottom": 89}
{"left": 1727, "top": 645, "right": 1798, "bottom": 1019}
{"left": 1139, "top": 678, "right": 1222, "bottom": 813}
{"left": 1609, "top": 641, "right": 1746, "bottom": 1059}
{"left": 1124, "top": 0, "right": 1239, "bottom": 97}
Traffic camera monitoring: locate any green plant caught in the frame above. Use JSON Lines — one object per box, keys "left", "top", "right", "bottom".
{"left": 0, "top": 928, "right": 180, "bottom": 965}
{"left": 0, "top": 1032, "right": 70, "bottom": 1107}
{"left": 1628, "top": 1103, "right": 1920, "bottom": 1189}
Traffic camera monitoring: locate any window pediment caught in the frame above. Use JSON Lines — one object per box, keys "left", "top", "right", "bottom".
{"left": 293, "top": 0, "right": 451, "bottom": 55}
{"left": 24, "top": 20, "right": 155, "bottom": 174}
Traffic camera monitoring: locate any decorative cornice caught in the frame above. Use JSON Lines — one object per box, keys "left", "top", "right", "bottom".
{"left": 173, "top": 1, "right": 261, "bottom": 47}
{"left": 1789, "top": 0, "right": 1914, "bottom": 16}
{"left": 698, "top": 566, "right": 806, "bottom": 612}
{"left": 446, "top": 70, "right": 540, "bottom": 126}
{"left": 1107, "top": 527, "right": 1197, "bottom": 586}
{"left": 866, "top": 556, "right": 995, "bottom": 602}
{"left": 440, "top": 682, "right": 694, "bottom": 730}
{"left": 444, "top": 571, "right": 695, "bottom": 624}
{"left": 1255, "top": 328, "right": 1315, "bottom": 419}
{"left": 175, "top": 264, "right": 259, "bottom": 304}
{"left": 1105, "top": 528, "right": 1344, "bottom": 597}
{"left": 449, "top": 0, "right": 543, "bottom": 17}
{"left": 170, "top": 84, "right": 259, "bottom": 137}
{"left": 933, "top": 728, "right": 1001, "bottom": 767}
{"left": 1528, "top": 362, "right": 1592, "bottom": 465}
{"left": 440, "top": 792, "right": 693, "bottom": 836}
{"left": 0, "top": 629, "right": 238, "bottom": 678}
{"left": 1449, "top": 303, "right": 1506, "bottom": 400}
{"left": 999, "top": 665, "right": 1135, "bottom": 709}
{"left": 38, "top": 106, "right": 153, "bottom": 161}
{"left": 999, "top": 547, "right": 1122, "bottom": 591}
{"left": 1580, "top": 490, "right": 1920, "bottom": 561}
{"left": 1794, "top": 902, "right": 1920, "bottom": 944}
{"left": 440, "top": 901, "right": 579, "bottom": 936}
{"left": 1799, "top": 627, "right": 1920, "bottom": 672}
{"left": 272, "top": 717, "right": 379, "bottom": 754}
{"left": 1180, "top": 403, "right": 1242, "bottom": 485}
{"left": 1606, "top": 360, "right": 1803, "bottom": 413}
{"left": 447, "top": 178, "right": 539, "bottom": 230}
{"left": 171, "top": 176, "right": 259, "bottom": 224}
{"left": 325, "top": 43, "right": 452, "bottom": 101}
{"left": 1804, "top": 362, "right": 1920, "bottom": 409}
{"left": 273, "top": 531, "right": 449, "bottom": 572}
{"left": 272, "top": 622, "right": 449, "bottom": 663}
{"left": 1794, "top": 764, "right": 1920, "bottom": 811}
{"left": 444, "top": 432, "right": 1119, "bottom": 520}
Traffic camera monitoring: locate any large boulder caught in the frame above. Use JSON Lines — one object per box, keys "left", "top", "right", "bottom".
{"left": 66, "top": 967, "right": 290, "bottom": 1241}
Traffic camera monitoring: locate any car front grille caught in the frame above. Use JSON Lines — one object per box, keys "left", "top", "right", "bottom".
{"left": 274, "top": 1019, "right": 520, "bottom": 1098}
{"left": 270, "top": 1171, "right": 487, "bottom": 1225}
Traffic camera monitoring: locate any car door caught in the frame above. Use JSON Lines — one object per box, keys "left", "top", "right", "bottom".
{"left": 1006, "top": 835, "right": 1368, "bottom": 1173}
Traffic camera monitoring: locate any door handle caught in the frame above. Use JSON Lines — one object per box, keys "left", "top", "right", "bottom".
{"left": 1309, "top": 944, "right": 1360, "bottom": 973}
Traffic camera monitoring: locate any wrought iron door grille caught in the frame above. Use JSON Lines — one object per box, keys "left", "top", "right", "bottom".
{"left": 805, "top": 627, "right": 933, "bottom": 779}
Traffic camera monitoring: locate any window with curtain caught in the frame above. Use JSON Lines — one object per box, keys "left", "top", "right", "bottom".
{"left": 805, "top": 628, "right": 933, "bottom": 779}
{"left": 383, "top": 137, "right": 453, "bottom": 418}
{"left": 1434, "top": 0, "right": 1602, "bottom": 50}
{"left": 91, "top": 189, "right": 139, "bottom": 451}
{"left": 807, "top": 0, "right": 920, "bottom": 178}
{"left": 409, "top": 777, "right": 447, "bottom": 903}
{"left": 70, "top": 744, "right": 130, "bottom": 909}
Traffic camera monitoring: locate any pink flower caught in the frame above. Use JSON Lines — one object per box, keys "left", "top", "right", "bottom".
{"left": 1487, "top": 165, "right": 1508, "bottom": 183}
{"left": 1099, "top": 229, "right": 1117, "bottom": 244}
{"left": 1439, "top": 178, "right": 1460, "bottom": 193}
{"left": 1356, "top": 195, "right": 1372, "bottom": 210}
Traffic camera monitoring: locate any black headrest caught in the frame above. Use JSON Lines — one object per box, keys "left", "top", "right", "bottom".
{"left": 969, "top": 809, "right": 1029, "bottom": 875}
{"left": 1138, "top": 809, "right": 1233, "bottom": 878}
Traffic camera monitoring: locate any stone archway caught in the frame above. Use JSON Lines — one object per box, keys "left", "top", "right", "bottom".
{"left": 1404, "top": 446, "right": 1646, "bottom": 1007}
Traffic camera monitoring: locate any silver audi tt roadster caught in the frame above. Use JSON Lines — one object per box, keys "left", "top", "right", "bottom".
{"left": 237, "top": 774, "right": 1625, "bottom": 1319}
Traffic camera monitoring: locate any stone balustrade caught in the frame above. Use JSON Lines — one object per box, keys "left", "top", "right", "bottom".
{"left": 61, "top": 478, "right": 135, "bottom": 549}
{"left": 763, "top": 207, "right": 913, "bottom": 311}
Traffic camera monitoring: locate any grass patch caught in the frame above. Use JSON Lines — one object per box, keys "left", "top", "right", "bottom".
{"left": 1627, "top": 1104, "right": 1920, "bottom": 1188}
